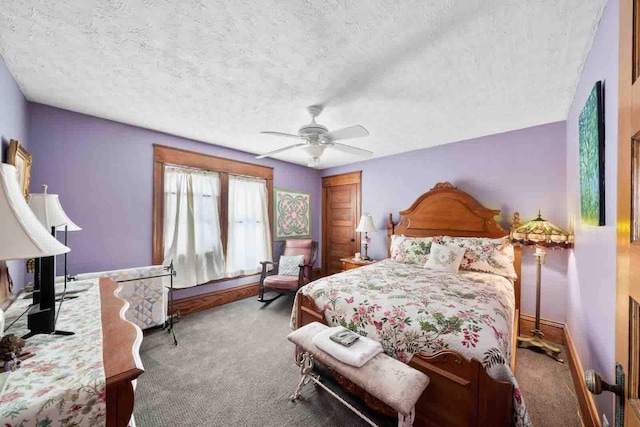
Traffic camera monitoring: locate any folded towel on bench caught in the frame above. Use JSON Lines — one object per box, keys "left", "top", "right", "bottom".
{"left": 312, "top": 326, "right": 383, "bottom": 367}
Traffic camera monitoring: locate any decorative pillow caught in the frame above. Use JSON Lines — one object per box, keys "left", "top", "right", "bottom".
{"left": 441, "top": 236, "right": 517, "bottom": 279}
{"left": 424, "top": 243, "right": 466, "bottom": 273}
{"left": 390, "top": 235, "right": 442, "bottom": 265}
{"left": 279, "top": 255, "right": 305, "bottom": 276}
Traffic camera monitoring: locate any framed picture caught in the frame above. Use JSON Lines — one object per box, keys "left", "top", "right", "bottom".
{"left": 578, "top": 81, "right": 605, "bottom": 226}
{"left": 7, "top": 139, "right": 32, "bottom": 199}
{"left": 273, "top": 187, "right": 311, "bottom": 241}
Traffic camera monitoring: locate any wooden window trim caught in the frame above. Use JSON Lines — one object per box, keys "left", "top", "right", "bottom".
{"left": 152, "top": 144, "right": 274, "bottom": 284}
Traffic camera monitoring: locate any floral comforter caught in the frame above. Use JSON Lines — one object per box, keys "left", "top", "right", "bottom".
{"left": 0, "top": 280, "right": 107, "bottom": 426}
{"left": 291, "top": 259, "right": 531, "bottom": 427}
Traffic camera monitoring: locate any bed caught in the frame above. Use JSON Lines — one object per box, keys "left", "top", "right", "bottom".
{"left": 292, "top": 182, "right": 527, "bottom": 427}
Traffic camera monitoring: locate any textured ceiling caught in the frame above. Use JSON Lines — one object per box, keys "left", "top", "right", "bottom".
{"left": 0, "top": 0, "right": 605, "bottom": 168}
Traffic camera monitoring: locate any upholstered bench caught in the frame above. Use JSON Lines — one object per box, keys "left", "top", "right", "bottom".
{"left": 287, "top": 322, "right": 430, "bottom": 427}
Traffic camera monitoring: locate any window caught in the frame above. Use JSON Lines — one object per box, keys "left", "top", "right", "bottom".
{"left": 226, "top": 176, "right": 271, "bottom": 276}
{"left": 163, "top": 166, "right": 225, "bottom": 287}
{"left": 153, "top": 145, "right": 274, "bottom": 288}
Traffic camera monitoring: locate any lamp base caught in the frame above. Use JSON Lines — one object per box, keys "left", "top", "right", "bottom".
{"left": 517, "top": 329, "right": 563, "bottom": 363}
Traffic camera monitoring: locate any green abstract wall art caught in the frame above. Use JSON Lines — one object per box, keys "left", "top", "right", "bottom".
{"left": 578, "top": 81, "right": 605, "bottom": 226}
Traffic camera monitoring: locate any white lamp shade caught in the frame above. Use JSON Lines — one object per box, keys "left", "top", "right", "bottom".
{"left": 29, "top": 185, "right": 82, "bottom": 232}
{"left": 0, "top": 164, "right": 70, "bottom": 260}
{"left": 355, "top": 214, "right": 377, "bottom": 233}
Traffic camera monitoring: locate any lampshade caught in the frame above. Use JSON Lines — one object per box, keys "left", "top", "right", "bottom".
{"left": 510, "top": 212, "right": 573, "bottom": 248}
{"left": 29, "top": 185, "right": 82, "bottom": 232}
{"left": 0, "top": 164, "right": 70, "bottom": 260}
{"left": 355, "top": 214, "right": 377, "bottom": 233}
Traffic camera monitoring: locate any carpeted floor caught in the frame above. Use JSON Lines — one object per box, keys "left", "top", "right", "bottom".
{"left": 134, "top": 294, "right": 582, "bottom": 427}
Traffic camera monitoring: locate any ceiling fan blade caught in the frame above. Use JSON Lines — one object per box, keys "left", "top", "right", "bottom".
{"left": 261, "top": 131, "right": 306, "bottom": 140}
{"left": 255, "top": 143, "right": 306, "bottom": 159}
{"left": 326, "top": 142, "right": 373, "bottom": 157}
{"left": 322, "top": 125, "right": 369, "bottom": 142}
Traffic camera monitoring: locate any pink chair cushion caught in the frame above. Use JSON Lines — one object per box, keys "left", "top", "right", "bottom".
{"left": 263, "top": 275, "right": 301, "bottom": 290}
{"left": 283, "top": 239, "right": 313, "bottom": 265}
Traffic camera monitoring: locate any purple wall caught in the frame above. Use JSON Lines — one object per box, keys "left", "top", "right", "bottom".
{"left": 321, "top": 122, "right": 569, "bottom": 322}
{"left": 27, "top": 103, "right": 321, "bottom": 299}
{"left": 0, "top": 56, "right": 29, "bottom": 290}
{"left": 565, "top": 0, "right": 618, "bottom": 420}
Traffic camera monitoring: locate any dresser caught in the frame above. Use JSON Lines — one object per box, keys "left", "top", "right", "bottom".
{"left": 0, "top": 277, "right": 143, "bottom": 427}
{"left": 101, "top": 277, "right": 145, "bottom": 427}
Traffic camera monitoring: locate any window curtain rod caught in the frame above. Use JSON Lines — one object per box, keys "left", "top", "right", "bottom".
{"left": 164, "top": 163, "right": 267, "bottom": 182}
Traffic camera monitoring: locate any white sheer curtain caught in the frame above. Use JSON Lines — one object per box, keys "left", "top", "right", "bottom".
{"left": 226, "top": 175, "right": 272, "bottom": 276}
{"left": 163, "top": 165, "right": 225, "bottom": 288}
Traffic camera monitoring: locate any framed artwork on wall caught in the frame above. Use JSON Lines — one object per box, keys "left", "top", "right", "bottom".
{"left": 7, "top": 139, "right": 32, "bottom": 200}
{"left": 273, "top": 187, "right": 311, "bottom": 241}
{"left": 578, "top": 81, "right": 605, "bottom": 226}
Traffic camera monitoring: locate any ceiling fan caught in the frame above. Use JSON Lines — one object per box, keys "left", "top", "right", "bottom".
{"left": 256, "top": 105, "right": 372, "bottom": 167}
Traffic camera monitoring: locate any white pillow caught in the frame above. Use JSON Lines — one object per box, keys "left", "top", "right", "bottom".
{"left": 279, "top": 255, "right": 305, "bottom": 276}
{"left": 424, "top": 243, "right": 466, "bottom": 273}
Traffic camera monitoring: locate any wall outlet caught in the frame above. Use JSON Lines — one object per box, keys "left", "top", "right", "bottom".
{"left": 602, "top": 413, "right": 610, "bottom": 427}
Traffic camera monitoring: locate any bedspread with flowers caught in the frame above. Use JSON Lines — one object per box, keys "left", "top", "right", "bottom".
{"left": 291, "top": 259, "right": 531, "bottom": 427}
{"left": 0, "top": 280, "right": 107, "bottom": 427}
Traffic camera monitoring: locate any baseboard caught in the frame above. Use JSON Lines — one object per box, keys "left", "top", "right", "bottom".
{"left": 172, "top": 282, "right": 259, "bottom": 316}
{"left": 519, "top": 313, "right": 565, "bottom": 345}
{"left": 564, "top": 325, "right": 601, "bottom": 427}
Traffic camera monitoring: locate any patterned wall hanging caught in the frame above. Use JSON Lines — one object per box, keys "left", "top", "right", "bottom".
{"left": 578, "top": 81, "right": 605, "bottom": 226}
{"left": 274, "top": 187, "right": 311, "bottom": 241}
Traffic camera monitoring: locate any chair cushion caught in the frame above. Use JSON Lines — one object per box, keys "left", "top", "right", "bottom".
{"left": 264, "top": 275, "right": 300, "bottom": 290}
{"left": 284, "top": 239, "right": 313, "bottom": 265}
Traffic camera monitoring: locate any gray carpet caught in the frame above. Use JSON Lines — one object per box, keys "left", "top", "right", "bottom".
{"left": 134, "top": 294, "right": 581, "bottom": 427}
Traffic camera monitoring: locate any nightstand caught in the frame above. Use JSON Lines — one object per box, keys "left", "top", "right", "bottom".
{"left": 340, "top": 257, "right": 377, "bottom": 271}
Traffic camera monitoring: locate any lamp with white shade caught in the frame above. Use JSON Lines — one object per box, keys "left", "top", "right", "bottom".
{"left": 29, "top": 184, "right": 82, "bottom": 283}
{"left": 355, "top": 213, "right": 377, "bottom": 260}
{"left": 0, "top": 163, "right": 69, "bottom": 337}
{"left": 26, "top": 184, "right": 81, "bottom": 337}
{"left": 29, "top": 185, "right": 81, "bottom": 232}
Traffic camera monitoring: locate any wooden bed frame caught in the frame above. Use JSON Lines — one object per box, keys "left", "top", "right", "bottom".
{"left": 295, "top": 182, "right": 521, "bottom": 427}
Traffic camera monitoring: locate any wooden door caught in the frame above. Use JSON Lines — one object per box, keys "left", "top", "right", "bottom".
{"left": 322, "top": 172, "right": 361, "bottom": 276}
{"left": 616, "top": 1, "right": 640, "bottom": 425}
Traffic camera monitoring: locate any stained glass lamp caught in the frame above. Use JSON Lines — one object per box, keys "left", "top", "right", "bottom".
{"left": 510, "top": 211, "right": 573, "bottom": 362}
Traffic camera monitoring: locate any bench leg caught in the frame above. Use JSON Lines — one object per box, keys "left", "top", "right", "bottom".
{"left": 290, "top": 351, "right": 317, "bottom": 401}
{"left": 397, "top": 407, "right": 415, "bottom": 427}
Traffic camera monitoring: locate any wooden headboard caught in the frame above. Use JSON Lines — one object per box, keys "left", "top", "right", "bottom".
{"left": 386, "top": 182, "right": 521, "bottom": 311}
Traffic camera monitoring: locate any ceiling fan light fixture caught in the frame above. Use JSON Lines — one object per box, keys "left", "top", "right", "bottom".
{"left": 302, "top": 144, "right": 326, "bottom": 159}
{"left": 307, "top": 158, "right": 319, "bottom": 167}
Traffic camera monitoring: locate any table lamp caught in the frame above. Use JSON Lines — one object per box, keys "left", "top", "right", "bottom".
{"left": 355, "top": 214, "right": 377, "bottom": 260}
{"left": 0, "top": 164, "right": 69, "bottom": 306}
{"left": 27, "top": 184, "right": 81, "bottom": 336}
{"left": 510, "top": 211, "right": 573, "bottom": 362}
{"left": 29, "top": 184, "right": 81, "bottom": 279}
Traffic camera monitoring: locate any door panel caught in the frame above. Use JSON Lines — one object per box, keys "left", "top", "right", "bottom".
{"left": 322, "top": 172, "right": 361, "bottom": 276}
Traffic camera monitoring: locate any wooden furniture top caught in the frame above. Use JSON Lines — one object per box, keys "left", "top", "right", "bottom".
{"left": 100, "top": 277, "right": 144, "bottom": 386}
{"left": 386, "top": 182, "right": 522, "bottom": 311}
{"left": 339, "top": 257, "right": 377, "bottom": 266}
